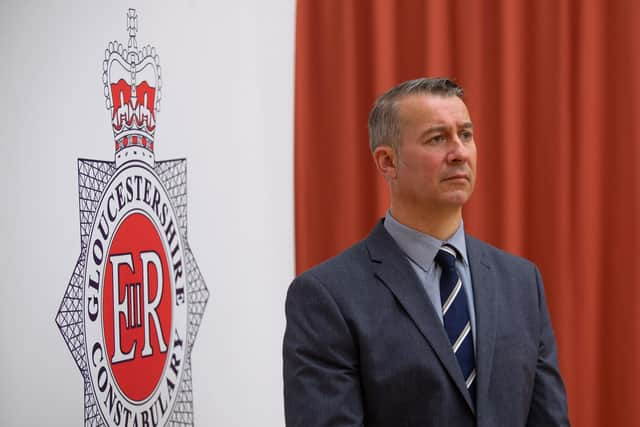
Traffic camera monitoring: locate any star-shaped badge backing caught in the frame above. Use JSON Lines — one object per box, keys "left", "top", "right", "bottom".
{"left": 56, "top": 158, "right": 209, "bottom": 426}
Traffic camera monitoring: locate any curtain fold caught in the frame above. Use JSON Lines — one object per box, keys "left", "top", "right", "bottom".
{"left": 295, "top": 0, "right": 640, "bottom": 425}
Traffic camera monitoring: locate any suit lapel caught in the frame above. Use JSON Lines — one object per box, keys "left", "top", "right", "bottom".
{"left": 366, "top": 222, "right": 475, "bottom": 413}
{"left": 466, "top": 236, "right": 497, "bottom": 418}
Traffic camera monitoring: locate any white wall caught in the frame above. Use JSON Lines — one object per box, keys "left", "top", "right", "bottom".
{"left": 0, "top": 1, "right": 295, "bottom": 425}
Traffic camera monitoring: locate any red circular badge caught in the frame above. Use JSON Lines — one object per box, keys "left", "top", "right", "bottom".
{"left": 102, "top": 212, "right": 172, "bottom": 402}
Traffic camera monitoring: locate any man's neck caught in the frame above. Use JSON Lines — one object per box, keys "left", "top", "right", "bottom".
{"left": 389, "top": 205, "right": 462, "bottom": 241}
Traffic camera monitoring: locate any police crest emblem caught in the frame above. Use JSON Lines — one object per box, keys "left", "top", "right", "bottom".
{"left": 56, "top": 9, "right": 209, "bottom": 426}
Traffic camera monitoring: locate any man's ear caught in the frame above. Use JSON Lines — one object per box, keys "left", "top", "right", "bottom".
{"left": 372, "top": 145, "right": 398, "bottom": 181}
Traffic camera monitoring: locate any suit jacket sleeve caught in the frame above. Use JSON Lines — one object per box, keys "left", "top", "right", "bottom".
{"left": 283, "top": 272, "right": 364, "bottom": 427}
{"left": 526, "top": 266, "right": 570, "bottom": 426}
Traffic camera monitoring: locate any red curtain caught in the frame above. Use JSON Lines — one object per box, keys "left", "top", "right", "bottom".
{"left": 295, "top": 0, "right": 640, "bottom": 425}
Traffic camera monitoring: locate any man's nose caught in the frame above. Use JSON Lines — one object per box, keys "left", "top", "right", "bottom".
{"left": 447, "top": 136, "right": 470, "bottom": 163}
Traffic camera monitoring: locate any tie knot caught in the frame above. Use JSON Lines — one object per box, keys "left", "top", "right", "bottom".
{"left": 435, "top": 245, "right": 457, "bottom": 270}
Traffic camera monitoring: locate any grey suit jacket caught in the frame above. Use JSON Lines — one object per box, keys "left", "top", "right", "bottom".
{"left": 283, "top": 221, "right": 569, "bottom": 426}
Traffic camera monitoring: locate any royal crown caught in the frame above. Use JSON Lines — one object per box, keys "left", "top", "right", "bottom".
{"left": 103, "top": 9, "right": 161, "bottom": 167}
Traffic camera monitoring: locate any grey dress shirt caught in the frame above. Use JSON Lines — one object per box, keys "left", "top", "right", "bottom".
{"left": 383, "top": 211, "right": 477, "bottom": 348}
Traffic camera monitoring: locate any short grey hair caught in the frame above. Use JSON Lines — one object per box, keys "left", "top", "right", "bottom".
{"left": 368, "top": 77, "right": 464, "bottom": 152}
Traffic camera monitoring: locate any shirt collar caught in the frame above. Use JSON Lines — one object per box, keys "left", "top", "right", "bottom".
{"left": 383, "top": 211, "right": 469, "bottom": 272}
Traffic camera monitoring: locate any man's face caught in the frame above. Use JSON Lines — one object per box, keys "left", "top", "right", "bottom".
{"left": 391, "top": 93, "right": 477, "bottom": 211}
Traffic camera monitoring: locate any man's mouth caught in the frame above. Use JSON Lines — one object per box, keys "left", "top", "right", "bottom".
{"left": 442, "top": 173, "right": 469, "bottom": 182}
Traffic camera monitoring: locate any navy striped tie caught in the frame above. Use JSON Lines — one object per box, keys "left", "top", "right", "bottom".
{"left": 435, "top": 244, "right": 476, "bottom": 402}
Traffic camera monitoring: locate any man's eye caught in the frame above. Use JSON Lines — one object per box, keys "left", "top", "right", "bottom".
{"left": 460, "top": 131, "right": 473, "bottom": 141}
{"left": 430, "top": 135, "right": 445, "bottom": 143}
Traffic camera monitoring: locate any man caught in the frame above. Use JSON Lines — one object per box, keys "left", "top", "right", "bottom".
{"left": 283, "top": 78, "right": 569, "bottom": 426}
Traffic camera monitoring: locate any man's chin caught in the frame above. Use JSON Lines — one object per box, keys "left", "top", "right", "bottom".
{"left": 441, "top": 191, "right": 473, "bottom": 207}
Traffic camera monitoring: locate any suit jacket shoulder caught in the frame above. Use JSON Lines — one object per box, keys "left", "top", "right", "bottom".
{"left": 465, "top": 234, "right": 536, "bottom": 272}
